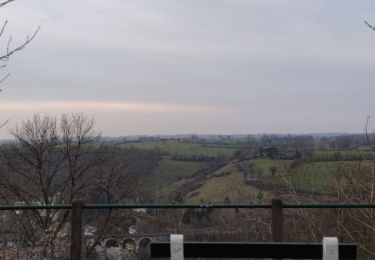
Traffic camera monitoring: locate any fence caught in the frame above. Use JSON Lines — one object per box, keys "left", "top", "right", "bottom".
{"left": 0, "top": 198, "right": 374, "bottom": 259}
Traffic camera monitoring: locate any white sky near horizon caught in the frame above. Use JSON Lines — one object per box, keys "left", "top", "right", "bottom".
{"left": 0, "top": 0, "right": 374, "bottom": 138}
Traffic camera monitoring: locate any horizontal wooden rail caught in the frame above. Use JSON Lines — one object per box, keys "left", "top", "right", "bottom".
{"left": 0, "top": 203, "right": 375, "bottom": 210}
{"left": 150, "top": 242, "right": 357, "bottom": 259}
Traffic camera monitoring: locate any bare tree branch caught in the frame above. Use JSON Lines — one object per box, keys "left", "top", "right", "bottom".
{"left": 0, "top": 16, "right": 40, "bottom": 86}
{"left": 0, "top": 72, "right": 9, "bottom": 87}
{"left": 0, "top": 20, "right": 7, "bottom": 38}
{"left": 0, "top": 0, "right": 15, "bottom": 7}
{"left": 365, "top": 21, "right": 375, "bottom": 31}
{"left": 0, "top": 26, "right": 40, "bottom": 61}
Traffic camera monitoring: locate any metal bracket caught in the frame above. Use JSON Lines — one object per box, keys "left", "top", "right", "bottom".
{"left": 323, "top": 237, "right": 338, "bottom": 260}
{"left": 170, "top": 234, "right": 184, "bottom": 260}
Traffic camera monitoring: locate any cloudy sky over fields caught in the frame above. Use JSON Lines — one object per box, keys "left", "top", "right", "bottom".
{"left": 0, "top": 0, "right": 374, "bottom": 137}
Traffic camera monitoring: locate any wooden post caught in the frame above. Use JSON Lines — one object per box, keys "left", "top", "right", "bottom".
{"left": 138, "top": 238, "right": 152, "bottom": 260}
{"left": 271, "top": 199, "right": 283, "bottom": 242}
{"left": 71, "top": 199, "right": 84, "bottom": 260}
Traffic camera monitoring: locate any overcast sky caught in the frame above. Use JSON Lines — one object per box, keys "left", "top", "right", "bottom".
{"left": 0, "top": 0, "right": 374, "bottom": 137}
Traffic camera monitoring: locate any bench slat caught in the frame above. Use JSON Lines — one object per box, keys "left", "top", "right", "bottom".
{"left": 150, "top": 242, "right": 357, "bottom": 259}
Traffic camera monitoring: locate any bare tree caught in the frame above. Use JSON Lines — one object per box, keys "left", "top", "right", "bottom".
{"left": 277, "top": 132, "right": 375, "bottom": 259}
{"left": 0, "top": 114, "right": 144, "bottom": 258}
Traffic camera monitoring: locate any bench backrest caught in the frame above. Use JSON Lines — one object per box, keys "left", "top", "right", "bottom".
{"left": 150, "top": 235, "right": 357, "bottom": 259}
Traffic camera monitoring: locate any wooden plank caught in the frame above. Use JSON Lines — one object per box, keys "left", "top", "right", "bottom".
{"left": 150, "top": 242, "right": 357, "bottom": 259}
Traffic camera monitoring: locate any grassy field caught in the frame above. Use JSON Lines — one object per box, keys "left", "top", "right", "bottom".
{"left": 244, "top": 158, "right": 292, "bottom": 175}
{"left": 245, "top": 158, "right": 374, "bottom": 191}
{"left": 174, "top": 157, "right": 373, "bottom": 204}
{"left": 145, "top": 156, "right": 204, "bottom": 190}
{"left": 121, "top": 141, "right": 235, "bottom": 157}
{"left": 312, "top": 150, "right": 375, "bottom": 160}
{"left": 286, "top": 160, "right": 374, "bottom": 191}
{"left": 185, "top": 162, "right": 270, "bottom": 204}
{"left": 136, "top": 140, "right": 375, "bottom": 198}
{"left": 132, "top": 141, "right": 235, "bottom": 195}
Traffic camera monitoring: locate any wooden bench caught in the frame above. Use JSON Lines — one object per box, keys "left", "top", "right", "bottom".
{"left": 150, "top": 235, "right": 357, "bottom": 259}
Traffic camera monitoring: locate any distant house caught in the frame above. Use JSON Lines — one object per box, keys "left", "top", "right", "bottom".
{"left": 14, "top": 201, "right": 26, "bottom": 215}
{"left": 128, "top": 226, "right": 137, "bottom": 235}
{"left": 133, "top": 208, "right": 147, "bottom": 214}
{"left": 166, "top": 139, "right": 180, "bottom": 143}
{"left": 85, "top": 225, "right": 97, "bottom": 236}
{"left": 85, "top": 225, "right": 97, "bottom": 247}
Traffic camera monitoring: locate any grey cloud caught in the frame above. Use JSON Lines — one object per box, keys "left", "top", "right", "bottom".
{"left": 0, "top": 0, "right": 374, "bottom": 135}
